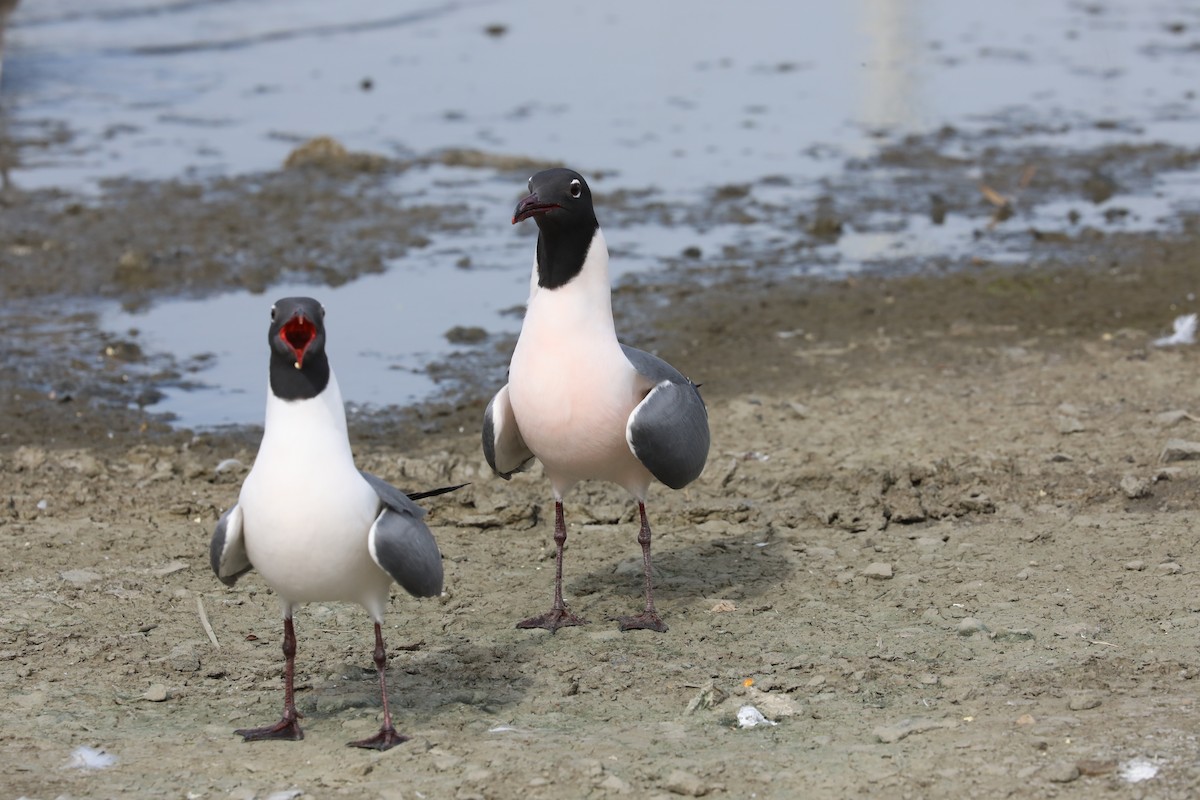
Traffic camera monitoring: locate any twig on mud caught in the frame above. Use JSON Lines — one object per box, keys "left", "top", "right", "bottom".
{"left": 197, "top": 596, "right": 220, "bottom": 648}
{"left": 1081, "top": 633, "right": 1117, "bottom": 648}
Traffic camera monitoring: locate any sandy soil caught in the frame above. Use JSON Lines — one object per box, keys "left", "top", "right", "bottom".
{"left": 4, "top": 217, "right": 1200, "bottom": 799}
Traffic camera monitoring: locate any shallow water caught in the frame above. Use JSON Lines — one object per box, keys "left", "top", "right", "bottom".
{"left": 5, "top": 0, "right": 1200, "bottom": 425}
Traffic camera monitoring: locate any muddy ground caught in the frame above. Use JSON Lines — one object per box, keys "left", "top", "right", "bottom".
{"left": 4, "top": 136, "right": 1200, "bottom": 798}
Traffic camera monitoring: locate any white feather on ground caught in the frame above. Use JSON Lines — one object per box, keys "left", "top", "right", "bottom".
{"left": 1152, "top": 313, "right": 1197, "bottom": 347}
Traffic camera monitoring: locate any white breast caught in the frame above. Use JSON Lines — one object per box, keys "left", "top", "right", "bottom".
{"left": 238, "top": 370, "right": 390, "bottom": 611}
{"left": 507, "top": 229, "right": 652, "bottom": 496}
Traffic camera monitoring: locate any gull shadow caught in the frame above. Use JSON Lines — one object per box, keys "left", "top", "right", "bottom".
{"left": 566, "top": 532, "right": 795, "bottom": 604}
{"left": 312, "top": 636, "right": 539, "bottom": 723}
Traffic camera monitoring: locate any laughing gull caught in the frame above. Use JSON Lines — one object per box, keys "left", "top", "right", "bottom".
{"left": 210, "top": 296, "right": 446, "bottom": 751}
{"left": 483, "top": 168, "right": 710, "bottom": 633}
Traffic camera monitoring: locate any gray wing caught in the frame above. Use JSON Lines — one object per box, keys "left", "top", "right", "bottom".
{"left": 210, "top": 503, "right": 252, "bottom": 587}
{"left": 361, "top": 471, "right": 444, "bottom": 598}
{"left": 482, "top": 383, "right": 535, "bottom": 479}
{"left": 622, "top": 345, "right": 710, "bottom": 490}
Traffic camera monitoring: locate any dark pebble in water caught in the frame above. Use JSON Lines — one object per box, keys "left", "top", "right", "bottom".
{"left": 682, "top": 246, "right": 702, "bottom": 259}
{"left": 445, "top": 325, "right": 488, "bottom": 345}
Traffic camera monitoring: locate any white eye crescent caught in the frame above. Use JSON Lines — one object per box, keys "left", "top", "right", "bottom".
{"left": 270, "top": 305, "right": 277, "bottom": 321}
{"left": 320, "top": 304, "right": 326, "bottom": 318}
{"left": 527, "top": 176, "right": 534, "bottom": 192}
{"left": 569, "top": 179, "right": 582, "bottom": 198}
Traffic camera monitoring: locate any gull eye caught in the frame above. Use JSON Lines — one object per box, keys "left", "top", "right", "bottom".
{"left": 569, "top": 179, "right": 582, "bottom": 198}
{"left": 320, "top": 304, "right": 326, "bottom": 319}
{"left": 270, "top": 305, "right": 277, "bottom": 321}
{"left": 527, "top": 176, "right": 533, "bottom": 192}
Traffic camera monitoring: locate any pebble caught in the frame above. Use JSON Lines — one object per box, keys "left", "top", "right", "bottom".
{"left": 598, "top": 774, "right": 633, "bottom": 794}
{"left": 142, "top": 683, "right": 169, "bottom": 702}
{"left": 663, "top": 769, "right": 708, "bottom": 797}
{"left": 1067, "top": 693, "right": 1102, "bottom": 711}
{"left": 1042, "top": 762, "right": 1080, "bottom": 783}
{"left": 444, "top": 325, "right": 488, "bottom": 344}
{"left": 956, "top": 617, "right": 988, "bottom": 637}
{"left": 741, "top": 687, "right": 800, "bottom": 720}
{"left": 1157, "top": 562, "right": 1182, "bottom": 575}
{"left": 991, "top": 628, "right": 1034, "bottom": 642}
{"left": 1119, "top": 474, "right": 1152, "bottom": 499}
{"left": 873, "top": 717, "right": 955, "bottom": 743}
{"left": 169, "top": 644, "right": 200, "bottom": 673}
{"left": 1124, "top": 560, "right": 1146, "bottom": 571}
{"left": 1154, "top": 409, "right": 1196, "bottom": 427}
{"left": 1056, "top": 416, "right": 1086, "bottom": 434}
{"left": 61, "top": 569, "right": 102, "bottom": 586}
{"left": 862, "top": 562, "right": 893, "bottom": 580}
{"left": 1160, "top": 438, "right": 1200, "bottom": 462}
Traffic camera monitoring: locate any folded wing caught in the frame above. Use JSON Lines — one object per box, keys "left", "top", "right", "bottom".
{"left": 622, "top": 345, "right": 710, "bottom": 490}
{"left": 482, "top": 383, "right": 535, "bottom": 479}
{"left": 209, "top": 504, "right": 253, "bottom": 586}
{"left": 361, "top": 471, "right": 445, "bottom": 598}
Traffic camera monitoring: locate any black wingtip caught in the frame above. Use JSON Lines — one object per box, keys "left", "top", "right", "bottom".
{"left": 406, "top": 483, "right": 470, "bottom": 501}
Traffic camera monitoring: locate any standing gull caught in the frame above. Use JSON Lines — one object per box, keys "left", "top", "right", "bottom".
{"left": 210, "top": 296, "right": 445, "bottom": 750}
{"left": 483, "top": 168, "right": 710, "bottom": 632}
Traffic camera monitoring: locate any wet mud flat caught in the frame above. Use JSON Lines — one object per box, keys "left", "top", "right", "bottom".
{"left": 4, "top": 133, "right": 1200, "bottom": 797}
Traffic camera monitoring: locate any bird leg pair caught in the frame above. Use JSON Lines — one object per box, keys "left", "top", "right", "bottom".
{"left": 236, "top": 617, "right": 408, "bottom": 750}
{"left": 517, "top": 500, "right": 667, "bottom": 633}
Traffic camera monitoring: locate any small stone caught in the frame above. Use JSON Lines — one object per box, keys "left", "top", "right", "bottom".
{"left": 1160, "top": 438, "right": 1200, "bottom": 462}
{"left": 956, "top": 617, "right": 987, "bottom": 637}
{"left": 743, "top": 687, "right": 800, "bottom": 720}
{"left": 1056, "top": 416, "right": 1086, "bottom": 434}
{"left": 873, "top": 717, "right": 955, "bottom": 743}
{"left": 862, "top": 562, "right": 893, "bottom": 580}
{"left": 1124, "top": 560, "right": 1146, "bottom": 571}
{"left": 61, "top": 569, "right": 102, "bottom": 586}
{"left": 151, "top": 560, "right": 189, "bottom": 577}
{"left": 1119, "top": 474, "right": 1152, "bottom": 499}
{"left": 663, "top": 769, "right": 708, "bottom": 797}
{"left": 1156, "top": 561, "right": 1182, "bottom": 575}
{"left": 169, "top": 644, "right": 200, "bottom": 673}
{"left": 991, "top": 628, "right": 1034, "bottom": 642}
{"left": 598, "top": 774, "right": 632, "bottom": 794}
{"left": 142, "top": 683, "right": 169, "bottom": 702}
{"left": 444, "top": 325, "right": 488, "bottom": 345}
{"left": 684, "top": 682, "right": 727, "bottom": 714}
{"left": 1042, "top": 762, "right": 1080, "bottom": 783}
{"left": 214, "top": 458, "right": 246, "bottom": 474}
{"left": 1153, "top": 410, "right": 1195, "bottom": 427}
{"left": 920, "top": 608, "right": 944, "bottom": 624}
{"left": 1067, "top": 693, "right": 1102, "bottom": 711}
{"left": 1016, "top": 713, "right": 1036, "bottom": 725}
{"left": 709, "top": 600, "right": 736, "bottom": 613}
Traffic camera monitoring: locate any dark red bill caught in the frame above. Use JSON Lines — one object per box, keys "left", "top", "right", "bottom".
{"left": 512, "top": 192, "right": 559, "bottom": 224}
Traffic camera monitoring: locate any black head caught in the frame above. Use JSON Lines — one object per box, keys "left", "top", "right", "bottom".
{"left": 267, "top": 296, "right": 331, "bottom": 401}
{"left": 512, "top": 168, "right": 600, "bottom": 290}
